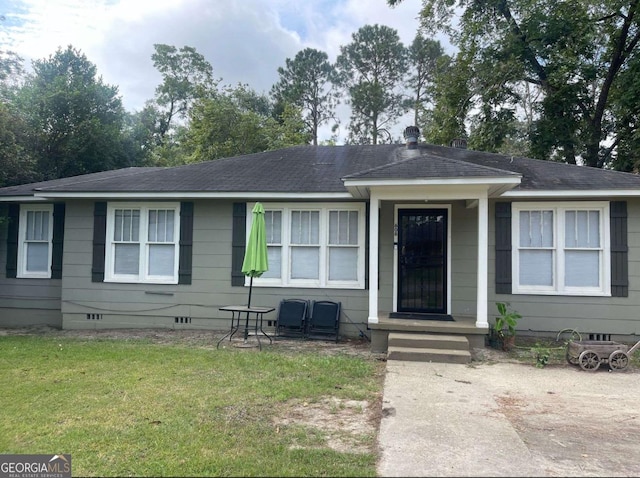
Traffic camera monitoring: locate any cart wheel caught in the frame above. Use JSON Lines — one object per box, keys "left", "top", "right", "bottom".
{"left": 578, "top": 350, "right": 600, "bottom": 371}
{"left": 566, "top": 350, "right": 578, "bottom": 365}
{"left": 608, "top": 351, "right": 629, "bottom": 371}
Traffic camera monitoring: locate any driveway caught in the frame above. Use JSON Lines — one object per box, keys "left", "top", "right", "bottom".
{"left": 377, "top": 360, "right": 640, "bottom": 477}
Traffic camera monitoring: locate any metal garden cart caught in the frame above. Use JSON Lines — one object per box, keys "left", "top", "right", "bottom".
{"left": 566, "top": 338, "right": 640, "bottom": 371}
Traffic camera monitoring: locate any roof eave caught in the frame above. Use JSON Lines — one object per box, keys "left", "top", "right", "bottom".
{"left": 28, "top": 191, "right": 354, "bottom": 200}
{"left": 503, "top": 189, "right": 640, "bottom": 198}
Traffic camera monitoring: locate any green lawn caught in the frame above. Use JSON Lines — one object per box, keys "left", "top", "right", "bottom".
{"left": 0, "top": 336, "right": 385, "bottom": 477}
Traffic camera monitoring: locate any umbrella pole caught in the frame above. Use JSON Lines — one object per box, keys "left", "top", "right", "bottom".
{"left": 244, "top": 276, "right": 253, "bottom": 342}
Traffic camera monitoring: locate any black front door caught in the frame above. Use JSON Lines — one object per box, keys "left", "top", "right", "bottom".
{"left": 397, "top": 208, "right": 447, "bottom": 314}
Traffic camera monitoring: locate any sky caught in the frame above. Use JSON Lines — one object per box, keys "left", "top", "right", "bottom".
{"left": 0, "top": 0, "right": 442, "bottom": 143}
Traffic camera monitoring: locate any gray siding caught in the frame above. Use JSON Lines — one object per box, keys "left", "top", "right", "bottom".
{"left": 0, "top": 204, "right": 62, "bottom": 327}
{"left": 449, "top": 202, "right": 478, "bottom": 317}
{"left": 4, "top": 195, "right": 640, "bottom": 339}
{"left": 60, "top": 199, "right": 369, "bottom": 338}
{"left": 489, "top": 198, "right": 640, "bottom": 337}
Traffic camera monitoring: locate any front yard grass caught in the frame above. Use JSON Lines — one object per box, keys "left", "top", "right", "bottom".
{"left": 0, "top": 335, "right": 385, "bottom": 477}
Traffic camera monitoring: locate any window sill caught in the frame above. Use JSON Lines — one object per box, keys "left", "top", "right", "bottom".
{"left": 248, "top": 281, "right": 364, "bottom": 290}
{"left": 513, "top": 290, "right": 611, "bottom": 297}
{"left": 105, "top": 279, "right": 179, "bottom": 285}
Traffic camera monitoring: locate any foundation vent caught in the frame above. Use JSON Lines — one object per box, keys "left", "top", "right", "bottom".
{"left": 588, "top": 333, "right": 612, "bottom": 341}
{"left": 175, "top": 317, "right": 192, "bottom": 324}
{"left": 86, "top": 313, "right": 102, "bottom": 320}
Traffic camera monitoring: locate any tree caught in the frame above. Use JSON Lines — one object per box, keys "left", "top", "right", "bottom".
{"left": 0, "top": 102, "right": 37, "bottom": 186}
{"left": 150, "top": 44, "right": 217, "bottom": 143}
{"left": 17, "top": 45, "right": 128, "bottom": 179}
{"left": 422, "top": 52, "right": 470, "bottom": 145}
{"left": 390, "top": 0, "right": 640, "bottom": 168}
{"left": 335, "top": 24, "right": 409, "bottom": 144}
{"left": 184, "top": 84, "right": 307, "bottom": 163}
{"left": 609, "top": 53, "right": 640, "bottom": 171}
{"left": 0, "top": 50, "right": 37, "bottom": 186}
{"left": 405, "top": 34, "right": 448, "bottom": 127}
{"left": 0, "top": 50, "right": 25, "bottom": 97}
{"left": 271, "top": 48, "right": 339, "bottom": 145}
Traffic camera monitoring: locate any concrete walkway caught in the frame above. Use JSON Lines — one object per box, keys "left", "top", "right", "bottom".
{"left": 376, "top": 360, "right": 640, "bottom": 477}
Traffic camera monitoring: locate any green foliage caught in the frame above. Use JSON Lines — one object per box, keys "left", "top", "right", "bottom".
{"left": 494, "top": 302, "right": 522, "bottom": 338}
{"left": 0, "top": 50, "right": 25, "bottom": 99}
{"left": 16, "top": 45, "right": 128, "bottom": 179}
{"left": 405, "top": 34, "right": 449, "bottom": 128}
{"left": 271, "top": 48, "right": 339, "bottom": 145}
{"left": 151, "top": 44, "right": 217, "bottom": 143}
{"left": 422, "top": 53, "right": 469, "bottom": 145}
{"left": 393, "top": 0, "right": 640, "bottom": 169}
{"left": 336, "top": 24, "right": 409, "bottom": 144}
{"left": 531, "top": 343, "right": 551, "bottom": 368}
{"left": 184, "top": 84, "right": 308, "bottom": 163}
{"left": 0, "top": 102, "right": 38, "bottom": 186}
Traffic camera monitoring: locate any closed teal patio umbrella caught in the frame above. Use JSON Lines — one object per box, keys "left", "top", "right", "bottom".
{"left": 241, "top": 202, "right": 269, "bottom": 309}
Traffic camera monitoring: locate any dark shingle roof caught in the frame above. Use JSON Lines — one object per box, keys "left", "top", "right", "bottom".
{"left": 343, "top": 148, "right": 521, "bottom": 180}
{"left": 2, "top": 143, "right": 640, "bottom": 197}
{"left": 0, "top": 168, "right": 165, "bottom": 196}
{"left": 423, "top": 145, "right": 640, "bottom": 191}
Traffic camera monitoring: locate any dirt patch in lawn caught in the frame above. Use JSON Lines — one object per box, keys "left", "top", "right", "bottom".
{"left": 274, "top": 396, "right": 382, "bottom": 454}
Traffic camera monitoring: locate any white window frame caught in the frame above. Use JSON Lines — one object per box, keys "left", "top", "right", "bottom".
{"left": 17, "top": 204, "right": 54, "bottom": 278}
{"left": 512, "top": 201, "right": 610, "bottom": 296}
{"left": 249, "top": 202, "right": 366, "bottom": 289}
{"left": 104, "top": 202, "right": 180, "bottom": 284}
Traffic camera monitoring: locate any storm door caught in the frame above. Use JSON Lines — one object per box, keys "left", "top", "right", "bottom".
{"left": 397, "top": 208, "right": 448, "bottom": 314}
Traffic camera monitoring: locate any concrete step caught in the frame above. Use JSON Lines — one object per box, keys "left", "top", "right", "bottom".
{"left": 387, "top": 346, "right": 472, "bottom": 364}
{"left": 388, "top": 332, "right": 470, "bottom": 350}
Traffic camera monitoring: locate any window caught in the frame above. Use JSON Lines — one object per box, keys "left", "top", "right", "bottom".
{"left": 512, "top": 202, "right": 610, "bottom": 295}
{"left": 17, "top": 204, "right": 53, "bottom": 278}
{"left": 251, "top": 203, "right": 365, "bottom": 289}
{"left": 105, "top": 202, "right": 180, "bottom": 283}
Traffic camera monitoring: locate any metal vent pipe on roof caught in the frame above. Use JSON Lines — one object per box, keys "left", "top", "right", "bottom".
{"left": 403, "top": 126, "right": 420, "bottom": 149}
{"left": 450, "top": 138, "right": 467, "bottom": 149}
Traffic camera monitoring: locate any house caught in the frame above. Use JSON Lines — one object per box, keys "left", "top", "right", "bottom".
{"left": 2, "top": 127, "right": 640, "bottom": 355}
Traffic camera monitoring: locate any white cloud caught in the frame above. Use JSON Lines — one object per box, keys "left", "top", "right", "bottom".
{"left": 1, "top": 0, "right": 438, "bottom": 143}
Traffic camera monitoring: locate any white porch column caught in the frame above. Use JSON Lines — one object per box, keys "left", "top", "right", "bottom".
{"left": 476, "top": 194, "right": 489, "bottom": 327}
{"left": 368, "top": 194, "right": 380, "bottom": 324}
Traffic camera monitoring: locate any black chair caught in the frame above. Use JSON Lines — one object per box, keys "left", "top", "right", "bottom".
{"left": 307, "top": 300, "right": 341, "bottom": 342}
{"left": 275, "top": 299, "right": 308, "bottom": 338}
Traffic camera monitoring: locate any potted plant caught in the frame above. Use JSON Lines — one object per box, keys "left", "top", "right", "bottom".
{"left": 492, "top": 302, "right": 522, "bottom": 351}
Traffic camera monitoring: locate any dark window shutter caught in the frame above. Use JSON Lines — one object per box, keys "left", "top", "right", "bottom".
{"left": 232, "top": 202, "right": 247, "bottom": 286}
{"left": 178, "top": 202, "right": 194, "bottom": 285}
{"left": 5, "top": 203, "right": 19, "bottom": 278}
{"left": 92, "top": 202, "right": 107, "bottom": 282}
{"left": 51, "top": 203, "right": 65, "bottom": 279}
{"left": 495, "top": 202, "right": 512, "bottom": 294}
{"left": 610, "top": 201, "right": 628, "bottom": 297}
